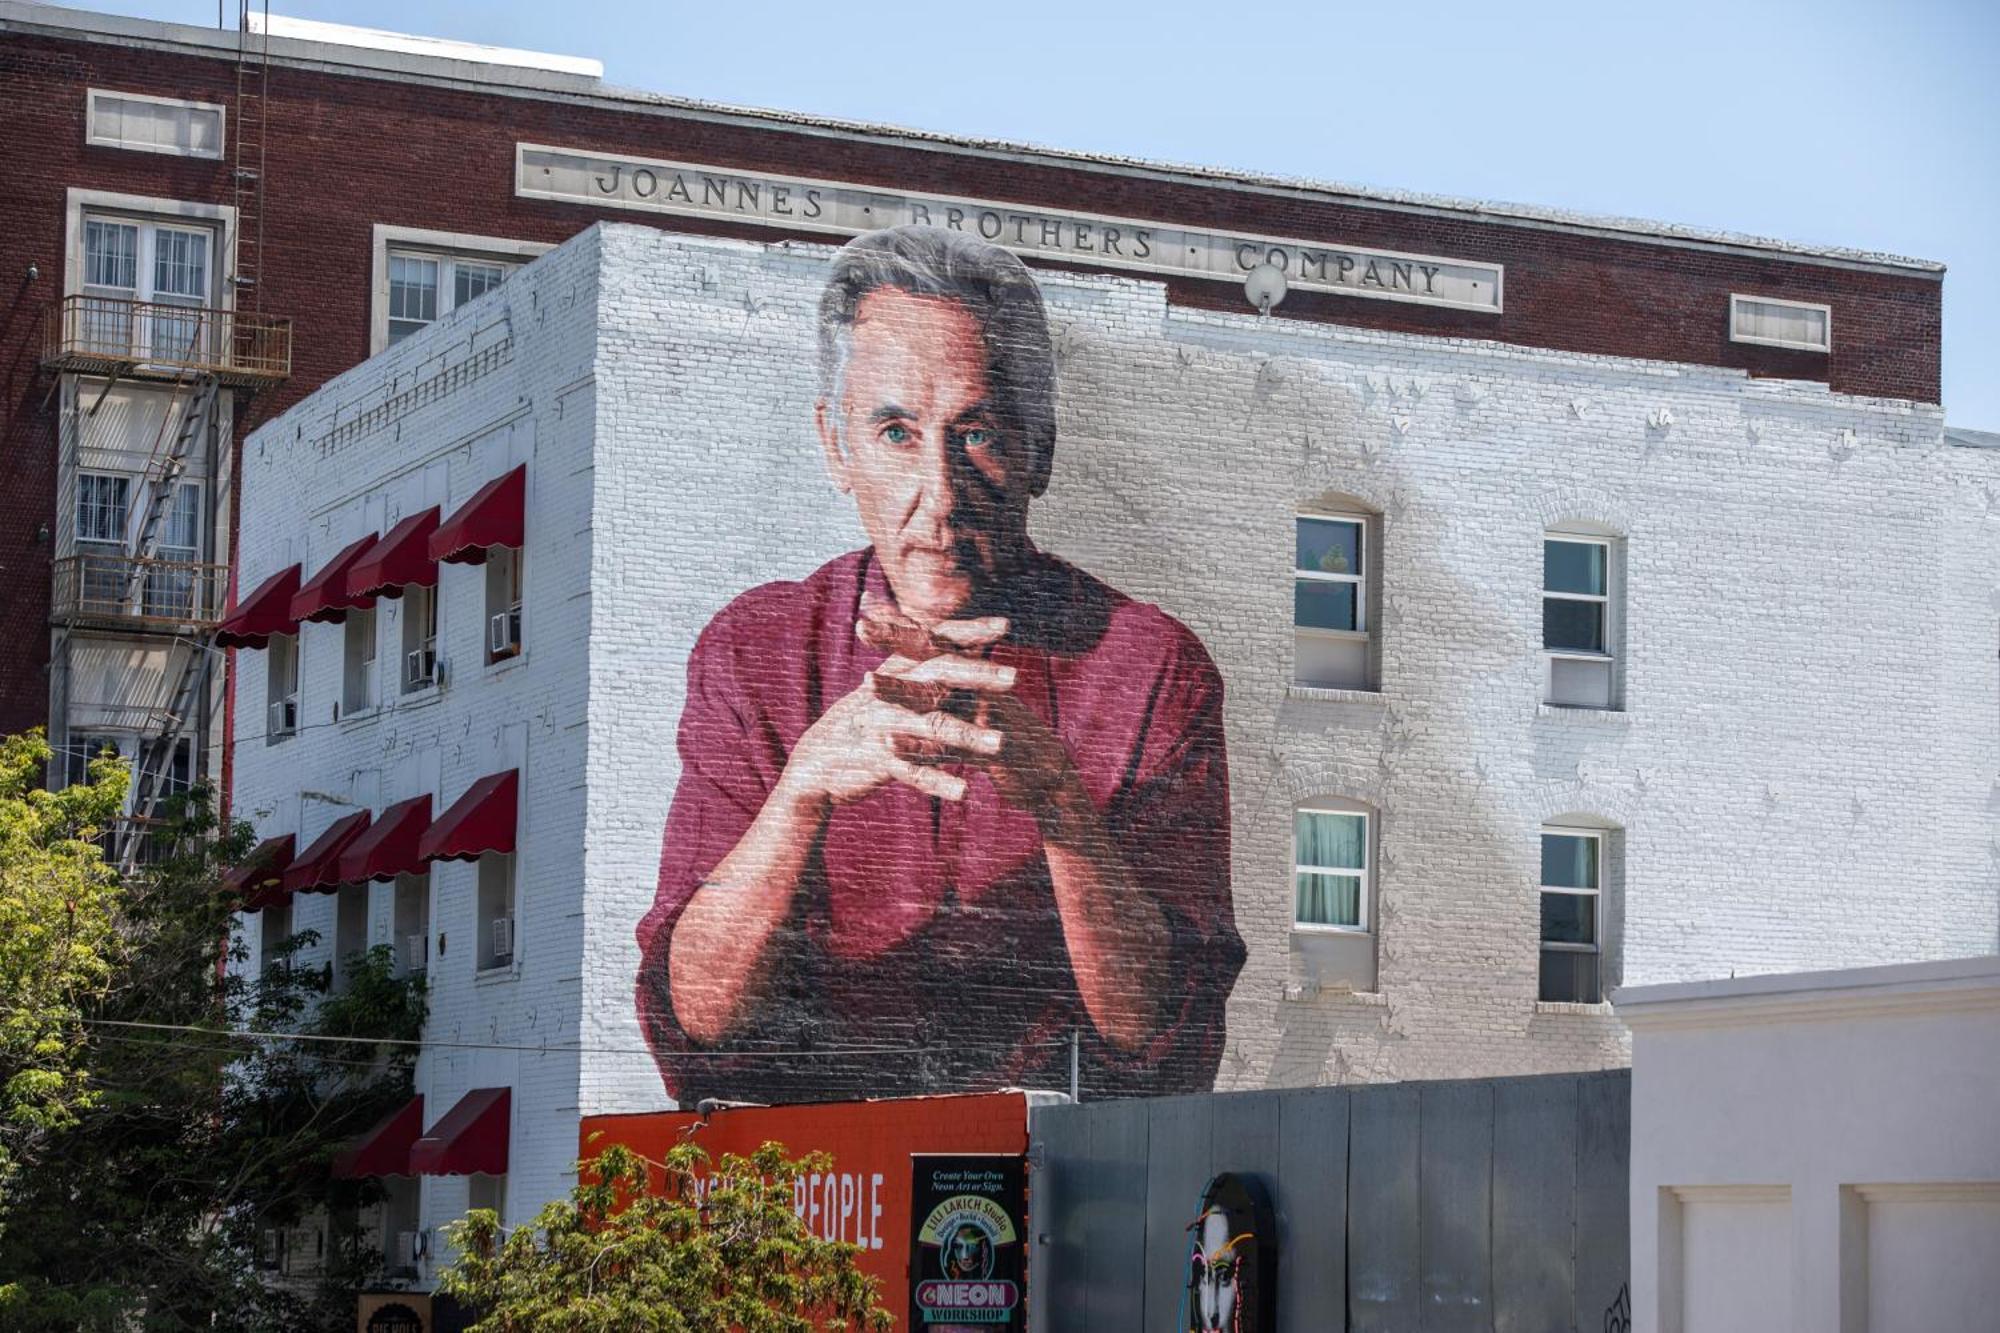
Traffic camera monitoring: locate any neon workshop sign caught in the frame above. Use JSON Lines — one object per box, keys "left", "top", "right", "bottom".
{"left": 515, "top": 143, "right": 1504, "bottom": 313}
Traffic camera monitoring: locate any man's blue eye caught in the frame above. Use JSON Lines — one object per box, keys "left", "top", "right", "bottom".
{"left": 883, "top": 424, "right": 910, "bottom": 444}
{"left": 961, "top": 428, "right": 991, "bottom": 448}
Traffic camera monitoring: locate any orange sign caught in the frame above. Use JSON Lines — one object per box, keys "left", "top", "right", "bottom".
{"left": 582, "top": 1092, "right": 1030, "bottom": 1304}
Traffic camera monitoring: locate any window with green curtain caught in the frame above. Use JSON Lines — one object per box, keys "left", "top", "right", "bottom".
{"left": 1294, "top": 808, "right": 1367, "bottom": 928}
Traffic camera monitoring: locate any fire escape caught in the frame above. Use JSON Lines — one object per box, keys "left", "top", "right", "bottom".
{"left": 42, "top": 1, "right": 291, "bottom": 871}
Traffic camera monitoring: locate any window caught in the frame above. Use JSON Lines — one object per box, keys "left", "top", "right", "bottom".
{"left": 467, "top": 1172, "right": 507, "bottom": 1229}
{"left": 143, "top": 483, "right": 202, "bottom": 619}
{"left": 1293, "top": 803, "right": 1370, "bottom": 931}
{"left": 1540, "top": 828, "right": 1604, "bottom": 1003}
{"left": 333, "top": 883, "right": 368, "bottom": 992}
{"left": 87, "top": 89, "right": 225, "bottom": 159}
{"left": 393, "top": 872, "right": 430, "bottom": 977}
{"left": 76, "top": 473, "right": 131, "bottom": 546}
{"left": 266, "top": 633, "right": 299, "bottom": 742}
{"left": 485, "top": 546, "right": 523, "bottom": 664}
{"left": 342, "top": 607, "right": 377, "bottom": 717}
{"left": 380, "top": 1176, "right": 421, "bottom": 1276}
{"left": 1730, "top": 294, "right": 1831, "bottom": 354}
{"left": 386, "top": 250, "right": 517, "bottom": 345}
{"left": 80, "top": 214, "right": 213, "bottom": 360}
{"left": 1543, "top": 535, "right": 1618, "bottom": 709}
{"left": 61, "top": 732, "right": 127, "bottom": 791}
{"left": 1294, "top": 513, "right": 1372, "bottom": 690}
{"left": 259, "top": 897, "right": 293, "bottom": 971}
{"left": 401, "top": 584, "right": 440, "bottom": 694}
{"left": 476, "top": 851, "right": 516, "bottom": 971}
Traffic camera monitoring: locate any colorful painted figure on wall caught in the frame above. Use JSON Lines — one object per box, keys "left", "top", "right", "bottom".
{"left": 635, "top": 225, "right": 1244, "bottom": 1104}
{"left": 1185, "top": 1174, "right": 1273, "bottom": 1333}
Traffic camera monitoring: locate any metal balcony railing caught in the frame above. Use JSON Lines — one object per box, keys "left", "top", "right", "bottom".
{"left": 52, "top": 553, "right": 229, "bottom": 628}
{"left": 42, "top": 295, "right": 292, "bottom": 386}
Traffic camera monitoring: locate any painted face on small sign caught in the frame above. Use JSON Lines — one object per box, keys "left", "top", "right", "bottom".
{"left": 1185, "top": 1174, "right": 1274, "bottom": 1333}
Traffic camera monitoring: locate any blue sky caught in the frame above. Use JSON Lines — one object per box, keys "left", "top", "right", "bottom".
{"left": 95, "top": 0, "right": 2000, "bottom": 427}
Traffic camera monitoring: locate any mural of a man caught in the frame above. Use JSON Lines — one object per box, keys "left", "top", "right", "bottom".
{"left": 635, "top": 225, "right": 1243, "bottom": 1104}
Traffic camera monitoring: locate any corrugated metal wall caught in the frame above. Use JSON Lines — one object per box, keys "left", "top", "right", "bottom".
{"left": 1027, "top": 1070, "right": 1628, "bottom": 1332}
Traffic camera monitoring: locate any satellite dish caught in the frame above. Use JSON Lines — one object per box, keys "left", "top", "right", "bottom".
{"left": 1244, "top": 262, "right": 1288, "bottom": 316}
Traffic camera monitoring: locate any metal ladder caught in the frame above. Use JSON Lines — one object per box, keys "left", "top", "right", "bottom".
{"left": 119, "top": 371, "right": 220, "bottom": 613}
{"left": 232, "top": 0, "right": 270, "bottom": 312}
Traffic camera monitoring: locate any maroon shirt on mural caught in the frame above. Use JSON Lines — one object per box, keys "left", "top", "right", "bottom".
{"left": 635, "top": 547, "right": 1244, "bottom": 1104}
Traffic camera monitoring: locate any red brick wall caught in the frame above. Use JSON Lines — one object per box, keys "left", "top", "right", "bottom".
{"left": 0, "top": 28, "right": 1944, "bottom": 734}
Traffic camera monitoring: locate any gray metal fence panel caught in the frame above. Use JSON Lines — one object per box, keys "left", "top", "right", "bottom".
{"left": 1492, "top": 1074, "right": 1578, "bottom": 1332}
{"left": 1276, "top": 1087, "right": 1350, "bottom": 1330}
{"left": 1347, "top": 1081, "right": 1422, "bottom": 1331}
{"left": 1573, "top": 1071, "right": 1631, "bottom": 1330}
{"left": 1027, "top": 1101, "right": 1093, "bottom": 1333}
{"left": 1419, "top": 1080, "right": 1496, "bottom": 1331}
{"left": 1082, "top": 1097, "right": 1151, "bottom": 1331}
{"left": 1143, "top": 1094, "right": 1217, "bottom": 1329}
{"left": 1027, "top": 1069, "right": 1629, "bottom": 1331}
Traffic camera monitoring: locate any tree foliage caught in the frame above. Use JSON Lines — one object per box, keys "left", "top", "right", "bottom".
{"left": 0, "top": 738, "right": 428, "bottom": 1331}
{"left": 0, "top": 730, "right": 125, "bottom": 1210}
{"left": 438, "top": 1140, "right": 893, "bottom": 1333}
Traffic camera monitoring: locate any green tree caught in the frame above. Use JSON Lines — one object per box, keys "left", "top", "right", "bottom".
{"left": 0, "top": 730, "right": 125, "bottom": 1211}
{"left": 438, "top": 1140, "right": 893, "bottom": 1333}
{"left": 0, "top": 755, "right": 428, "bottom": 1331}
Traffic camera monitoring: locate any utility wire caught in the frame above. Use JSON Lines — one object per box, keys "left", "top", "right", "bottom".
{"left": 79, "top": 1015, "right": 1068, "bottom": 1061}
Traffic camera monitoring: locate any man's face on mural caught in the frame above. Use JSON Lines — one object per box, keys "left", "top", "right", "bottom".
{"left": 817, "top": 287, "right": 1035, "bottom": 626}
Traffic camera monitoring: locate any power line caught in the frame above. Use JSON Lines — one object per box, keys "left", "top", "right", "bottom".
{"left": 79, "top": 1015, "right": 1062, "bottom": 1062}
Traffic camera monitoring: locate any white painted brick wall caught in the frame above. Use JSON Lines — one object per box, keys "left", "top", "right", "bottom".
{"left": 235, "top": 219, "right": 1999, "bottom": 1238}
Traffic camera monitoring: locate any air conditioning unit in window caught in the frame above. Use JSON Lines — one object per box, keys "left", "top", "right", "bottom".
{"left": 268, "top": 694, "right": 298, "bottom": 737}
{"left": 397, "top": 1229, "right": 427, "bottom": 1266}
{"left": 491, "top": 916, "right": 514, "bottom": 962}
{"left": 405, "top": 647, "right": 438, "bottom": 689}
{"left": 488, "top": 607, "right": 522, "bottom": 659}
{"left": 404, "top": 933, "right": 427, "bottom": 972}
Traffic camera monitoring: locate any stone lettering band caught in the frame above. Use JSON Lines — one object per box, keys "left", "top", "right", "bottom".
{"left": 516, "top": 143, "right": 1504, "bottom": 314}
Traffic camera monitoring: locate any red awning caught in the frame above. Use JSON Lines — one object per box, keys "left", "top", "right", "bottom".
{"left": 410, "top": 1087, "right": 510, "bottom": 1176}
{"left": 428, "top": 465, "right": 525, "bottom": 566}
{"left": 214, "top": 565, "right": 301, "bottom": 650}
{"left": 281, "top": 810, "right": 373, "bottom": 895}
{"left": 348, "top": 508, "right": 441, "bottom": 601}
{"left": 222, "top": 834, "right": 295, "bottom": 905}
{"left": 289, "top": 534, "right": 380, "bottom": 625}
{"left": 336, "top": 795, "right": 433, "bottom": 885}
{"left": 332, "top": 1096, "right": 425, "bottom": 1179}
{"left": 418, "top": 770, "right": 517, "bottom": 863}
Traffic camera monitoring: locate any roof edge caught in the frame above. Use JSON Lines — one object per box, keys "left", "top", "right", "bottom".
{"left": 2, "top": 0, "right": 1946, "bottom": 277}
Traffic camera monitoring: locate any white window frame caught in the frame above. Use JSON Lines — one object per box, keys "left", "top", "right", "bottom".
{"left": 1542, "top": 534, "right": 1619, "bottom": 708}
{"left": 1538, "top": 826, "right": 1603, "bottom": 1003}
{"left": 1291, "top": 799, "right": 1372, "bottom": 934}
{"left": 1294, "top": 513, "right": 1368, "bottom": 638}
{"left": 266, "top": 632, "right": 300, "bottom": 745}
{"left": 1293, "top": 510, "right": 1376, "bottom": 692}
{"left": 86, "top": 88, "right": 227, "bottom": 160}
{"left": 64, "top": 189, "right": 237, "bottom": 307}
{"left": 369, "top": 225, "right": 552, "bottom": 355}
{"left": 1729, "top": 293, "right": 1833, "bottom": 354}
{"left": 75, "top": 471, "right": 132, "bottom": 547}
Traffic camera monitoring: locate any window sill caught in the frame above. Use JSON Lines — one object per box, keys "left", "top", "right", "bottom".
{"left": 473, "top": 961, "right": 519, "bottom": 986}
{"left": 1284, "top": 984, "right": 1387, "bottom": 1006}
{"left": 1533, "top": 999, "right": 1614, "bottom": 1017}
{"left": 1287, "top": 683, "right": 1385, "bottom": 705}
{"left": 338, "top": 704, "right": 381, "bottom": 730}
{"left": 1537, "top": 702, "right": 1626, "bottom": 721}
{"left": 1291, "top": 922, "right": 1371, "bottom": 936}
{"left": 395, "top": 686, "right": 444, "bottom": 711}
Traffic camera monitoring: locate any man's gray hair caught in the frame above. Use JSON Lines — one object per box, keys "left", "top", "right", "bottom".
{"left": 818, "top": 225, "right": 1057, "bottom": 481}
